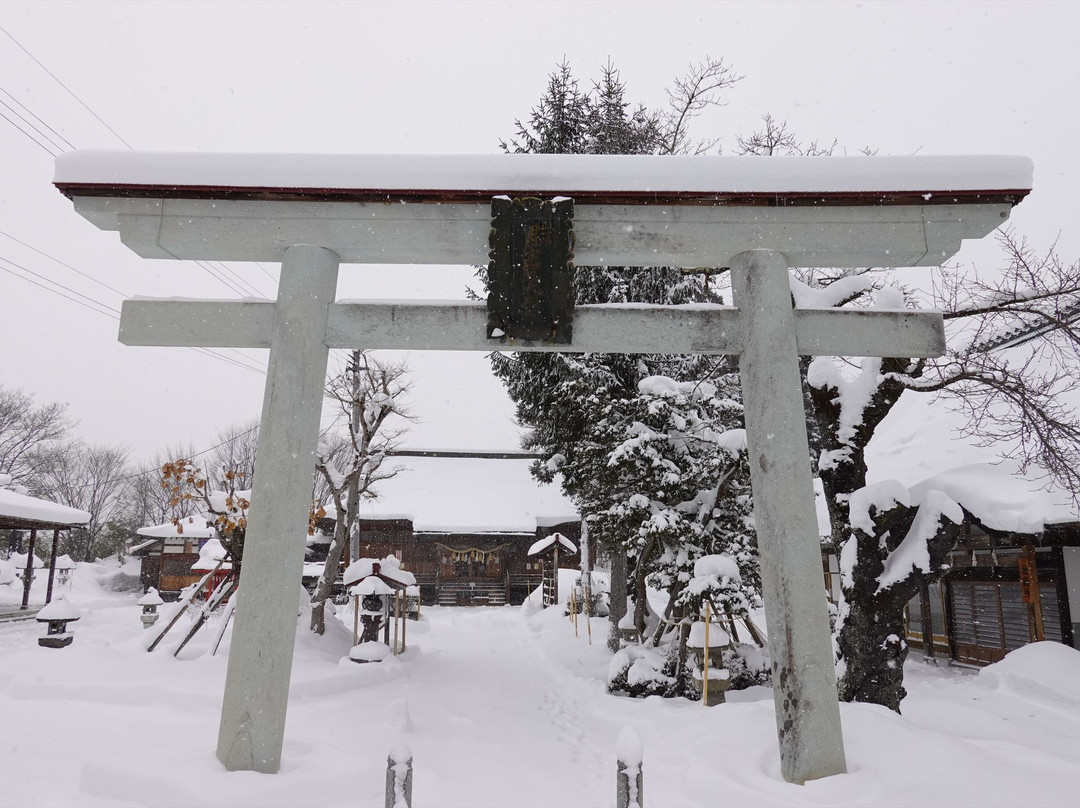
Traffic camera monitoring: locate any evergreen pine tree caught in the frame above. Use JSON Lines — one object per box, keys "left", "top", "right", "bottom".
{"left": 490, "top": 61, "right": 757, "bottom": 696}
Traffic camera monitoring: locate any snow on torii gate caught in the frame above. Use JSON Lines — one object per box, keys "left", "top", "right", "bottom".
{"left": 55, "top": 152, "right": 1031, "bottom": 784}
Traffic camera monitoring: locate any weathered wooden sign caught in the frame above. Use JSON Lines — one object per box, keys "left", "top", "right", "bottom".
{"left": 487, "top": 196, "right": 575, "bottom": 344}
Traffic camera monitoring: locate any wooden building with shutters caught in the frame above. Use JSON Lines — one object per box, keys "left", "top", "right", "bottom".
{"left": 821, "top": 516, "right": 1080, "bottom": 668}
{"left": 903, "top": 520, "right": 1077, "bottom": 666}
{"left": 349, "top": 516, "right": 585, "bottom": 607}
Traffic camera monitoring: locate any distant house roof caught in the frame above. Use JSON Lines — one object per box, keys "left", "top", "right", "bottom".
{"left": 351, "top": 456, "right": 576, "bottom": 533}
{"left": 865, "top": 357, "right": 1079, "bottom": 534}
{"left": 137, "top": 518, "right": 216, "bottom": 539}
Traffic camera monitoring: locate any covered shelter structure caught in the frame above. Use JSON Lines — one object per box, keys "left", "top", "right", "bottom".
{"left": 0, "top": 485, "right": 89, "bottom": 610}
{"left": 55, "top": 151, "right": 1031, "bottom": 783}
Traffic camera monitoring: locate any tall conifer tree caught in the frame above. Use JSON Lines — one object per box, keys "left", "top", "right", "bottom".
{"left": 490, "top": 62, "right": 757, "bottom": 694}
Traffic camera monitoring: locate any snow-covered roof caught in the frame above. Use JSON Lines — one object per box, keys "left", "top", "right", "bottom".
{"left": 0, "top": 488, "right": 89, "bottom": 528}
{"left": 353, "top": 456, "right": 576, "bottom": 533}
{"left": 10, "top": 552, "right": 43, "bottom": 569}
{"left": 55, "top": 152, "right": 1032, "bottom": 204}
{"left": 351, "top": 577, "right": 394, "bottom": 596}
{"left": 527, "top": 532, "right": 578, "bottom": 556}
{"left": 191, "top": 538, "right": 231, "bottom": 571}
{"left": 36, "top": 596, "right": 80, "bottom": 622}
{"left": 136, "top": 519, "right": 215, "bottom": 539}
{"left": 137, "top": 588, "right": 164, "bottom": 606}
{"left": 343, "top": 556, "right": 416, "bottom": 588}
{"left": 865, "top": 373, "right": 1079, "bottom": 533}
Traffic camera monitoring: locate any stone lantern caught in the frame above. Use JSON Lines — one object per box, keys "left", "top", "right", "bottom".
{"left": 36, "top": 595, "right": 80, "bottom": 648}
{"left": 138, "top": 587, "right": 164, "bottom": 629}
{"left": 687, "top": 619, "right": 731, "bottom": 706}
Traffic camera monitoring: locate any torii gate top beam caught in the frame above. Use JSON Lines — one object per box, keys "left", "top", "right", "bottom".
{"left": 55, "top": 152, "right": 1031, "bottom": 268}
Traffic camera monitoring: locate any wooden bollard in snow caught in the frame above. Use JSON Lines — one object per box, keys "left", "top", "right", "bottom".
{"left": 616, "top": 727, "right": 644, "bottom": 808}
{"left": 385, "top": 744, "right": 413, "bottom": 808}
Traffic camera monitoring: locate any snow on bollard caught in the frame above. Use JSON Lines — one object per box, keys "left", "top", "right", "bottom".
{"left": 616, "top": 727, "right": 643, "bottom": 808}
{"left": 385, "top": 743, "right": 413, "bottom": 808}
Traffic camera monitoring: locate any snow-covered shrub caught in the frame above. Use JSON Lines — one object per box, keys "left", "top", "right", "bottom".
{"left": 722, "top": 643, "right": 772, "bottom": 690}
{"left": 608, "top": 644, "right": 679, "bottom": 699}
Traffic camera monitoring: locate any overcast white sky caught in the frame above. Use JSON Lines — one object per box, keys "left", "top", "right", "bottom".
{"left": 0, "top": 1, "right": 1077, "bottom": 467}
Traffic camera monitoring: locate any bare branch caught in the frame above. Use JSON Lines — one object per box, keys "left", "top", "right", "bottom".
{"left": 662, "top": 56, "right": 742, "bottom": 156}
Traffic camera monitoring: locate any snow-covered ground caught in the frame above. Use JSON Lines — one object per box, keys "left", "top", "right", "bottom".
{"left": 2, "top": 563, "right": 1079, "bottom": 807}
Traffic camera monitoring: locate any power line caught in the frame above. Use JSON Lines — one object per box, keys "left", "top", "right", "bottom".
{"left": 0, "top": 23, "right": 133, "bottom": 149}
{"left": 208, "top": 260, "right": 268, "bottom": 298}
{"left": 0, "top": 234, "right": 267, "bottom": 375}
{"left": 0, "top": 227, "right": 127, "bottom": 297}
{"left": 0, "top": 252, "right": 266, "bottom": 375}
{"left": 0, "top": 103, "right": 58, "bottom": 156}
{"left": 0, "top": 254, "right": 120, "bottom": 316}
{"left": 1, "top": 29, "right": 273, "bottom": 303}
{"left": 0, "top": 95, "right": 64, "bottom": 153}
{"left": 194, "top": 260, "right": 261, "bottom": 298}
{"left": 253, "top": 262, "right": 278, "bottom": 284}
{"left": 0, "top": 262, "right": 118, "bottom": 319}
{"left": 0, "top": 84, "right": 74, "bottom": 151}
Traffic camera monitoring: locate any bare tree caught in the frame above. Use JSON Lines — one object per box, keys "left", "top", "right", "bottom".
{"left": 207, "top": 419, "right": 260, "bottom": 485}
{"left": 119, "top": 443, "right": 202, "bottom": 529}
{"left": 310, "top": 352, "right": 412, "bottom": 635}
{"left": 805, "top": 230, "right": 1080, "bottom": 710}
{"left": 37, "top": 442, "right": 130, "bottom": 561}
{"left": 661, "top": 56, "right": 742, "bottom": 156}
{"left": 736, "top": 113, "right": 838, "bottom": 157}
{"left": 0, "top": 386, "right": 70, "bottom": 485}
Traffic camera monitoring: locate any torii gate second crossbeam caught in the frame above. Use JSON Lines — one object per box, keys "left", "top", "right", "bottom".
{"left": 55, "top": 152, "right": 1032, "bottom": 785}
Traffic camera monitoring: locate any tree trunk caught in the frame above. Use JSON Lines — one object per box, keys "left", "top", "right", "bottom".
{"left": 309, "top": 519, "right": 348, "bottom": 635}
{"left": 836, "top": 571, "right": 913, "bottom": 711}
{"left": 632, "top": 539, "right": 657, "bottom": 636}
{"left": 608, "top": 546, "right": 627, "bottom": 652}
{"left": 835, "top": 513, "right": 959, "bottom": 712}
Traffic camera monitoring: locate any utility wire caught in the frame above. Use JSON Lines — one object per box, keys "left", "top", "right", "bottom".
{"left": 253, "top": 262, "right": 278, "bottom": 284}
{"left": 209, "top": 260, "right": 268, "bottom": 297}
{"left": 0, "top": 253, "right": 266, "bottom": 375}
{"left": 0, "top": 254, "right": 120, "bottom": 316}
{"left": 0, "top": 95, "right": 65, "bottom": 154}
{"left": 0, "top": 103, "right": 58, "bottom": 156}
{"left": 0, "top": 262, "right": 117, "bottom": 319}
{"left": 0, "top": 28, "right": 270, "bottom": 301}
{"left": 0, "top": 84, "right": 74, "bottom": 150}
{"left": 0, "top": 234, "right": 267, "bottom": 374}
{"left": 0, "top": 23, "right": 133, "bottom": 149}
{"left": 0, "top": 227, "right": 127, "bottom": 297}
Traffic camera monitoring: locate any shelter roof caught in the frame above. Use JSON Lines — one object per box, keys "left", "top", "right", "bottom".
{"left": 0, "top": 488, "right": 90, "bottom": 531}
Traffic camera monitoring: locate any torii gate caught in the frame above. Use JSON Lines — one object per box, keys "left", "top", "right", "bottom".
{"left": 55, "top": 152, "right": 1031, "bottom": 784}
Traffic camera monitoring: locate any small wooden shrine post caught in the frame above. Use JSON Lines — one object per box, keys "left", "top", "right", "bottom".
{"left": 55, "top": 152, "right": 1031, "bottom": 783}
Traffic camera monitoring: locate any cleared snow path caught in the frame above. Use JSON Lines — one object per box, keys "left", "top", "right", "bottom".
{"left": 2, "top": 563, "right": 1080, "bottom": 807}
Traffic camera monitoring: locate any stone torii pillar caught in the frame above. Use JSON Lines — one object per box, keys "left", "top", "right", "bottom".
{"left": 54, "top": 151, "right": 1032, "bottom": 783}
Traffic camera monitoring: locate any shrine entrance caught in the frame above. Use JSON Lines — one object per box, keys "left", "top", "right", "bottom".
{"left": 55, "top": 151, "right": 1031, "bottom": 784}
